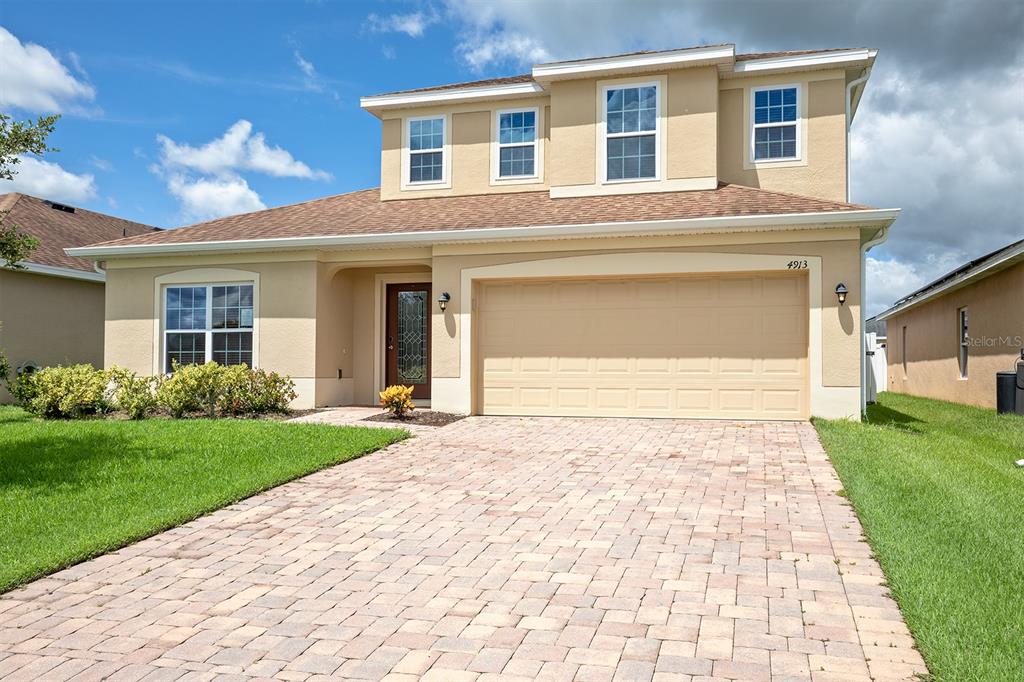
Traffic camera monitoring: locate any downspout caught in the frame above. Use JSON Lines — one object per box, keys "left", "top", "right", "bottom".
{"left": 861, "top": 226, "right": 889, "bottom": 414}
{"left": 847, "top": 66, "right": 877, "bottom": 416}
{"left": 845, "top": 66, "right": 871, "bottom": 202}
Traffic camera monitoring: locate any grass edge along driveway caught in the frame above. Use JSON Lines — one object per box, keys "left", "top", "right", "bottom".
{"left": 0, "top": 407, "right": 407, "bottom": 593}
{"left": 814, "top": 392, "right": 1024, "bottom": 682}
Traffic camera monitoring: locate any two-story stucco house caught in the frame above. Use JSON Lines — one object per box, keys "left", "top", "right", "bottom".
{"left": 67, "top": 44, "right": 898, "bottom": 420}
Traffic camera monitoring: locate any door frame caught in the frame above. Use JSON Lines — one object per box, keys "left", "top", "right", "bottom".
{"left": 373, "top": 273, "right": 433, "bottom": 402}
{"left": 385, "top": 282, "right": 432, "bottom": 399}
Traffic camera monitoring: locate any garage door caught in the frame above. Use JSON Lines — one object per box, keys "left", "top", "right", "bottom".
{"left": 476, "top": 272, "right": 808, "bottom": 419}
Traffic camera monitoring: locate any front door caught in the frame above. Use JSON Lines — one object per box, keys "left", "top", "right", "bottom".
{"left": 385, "top": 283, "right": 431, "bottom": 400}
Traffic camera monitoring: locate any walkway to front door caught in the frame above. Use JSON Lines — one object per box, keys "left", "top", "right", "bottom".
{"left": 0, "top": 418, "right": 925, "bottom": 681}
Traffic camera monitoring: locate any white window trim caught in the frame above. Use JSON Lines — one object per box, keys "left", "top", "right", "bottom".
{"left": 401, "top": 113, "right": 452, "bottom": 191}
{"left": 152, "top": 269, "right": 260, "bottom": 376}
{"left": 598, "top": 78, "right": 663, "bottom": 185}
{"left": 749, "top": 83, "right": 803, "bottom": 165}
{"left": 491, "top": 106, "right": 543, "bottom": 185}
{"left": 162, "top": 282, "right": 256, "bottom": 372}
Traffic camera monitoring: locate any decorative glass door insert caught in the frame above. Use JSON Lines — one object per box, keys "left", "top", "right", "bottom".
{"left": 386, "top": 283, "right": 431, "bottom": 399}
{"left": 396, "top": 290, "right": 428, "bottom": 384}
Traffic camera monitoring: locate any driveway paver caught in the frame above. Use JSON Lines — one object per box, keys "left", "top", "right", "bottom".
{"left": 0, "top": 417, "right": 926, "bottom": 680}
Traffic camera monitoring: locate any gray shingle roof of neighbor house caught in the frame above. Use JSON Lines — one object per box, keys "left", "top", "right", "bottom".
{"left": 69, "top": 184, "right": 896, "bottom": 257}
{"left": 876, "top": 238, "right": 1024, "bottom": 320}
{"left": 0, "top": 192, "right": 158, "bottom": 273}
{"left": 370, "top": 45, "right": 868, "bottom": 97}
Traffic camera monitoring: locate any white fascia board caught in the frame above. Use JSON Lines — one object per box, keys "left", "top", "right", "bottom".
{"left": 360, "top": 82, "right": 545, "bottom": 111}
{"left": 532, "top": 45, "right": 736, "bottom": 80}
{"left": 3, "top": 260, "right": 106, "bottom": 282}
{"left": 66, "top": 208, "right": 900, "bottom": 259}
{"left": 876, "top": 242, "right": 1024, "bottom": 321}
{"left": 733, "top": 49, "right": 875, "bottom": 74}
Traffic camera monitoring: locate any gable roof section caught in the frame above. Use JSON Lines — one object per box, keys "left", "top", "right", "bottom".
{"left": 1, "top": 193, "right": 158, "bottom": 276}
{"left": 877, "top": 238, "right": 1024, "bottom": 320}
{"left": 69, "top": 184, "right": 896, "bottom": 259}
{"left": 366, "top": 45, "right": 872, "bottom": 102}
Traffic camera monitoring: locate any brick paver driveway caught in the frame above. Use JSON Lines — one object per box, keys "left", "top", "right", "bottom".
{"left": 0, "top": 417, "right": 926, "bottom": 681}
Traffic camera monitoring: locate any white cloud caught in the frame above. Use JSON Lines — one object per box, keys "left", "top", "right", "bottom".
{"left": 366, "top": 10, "right": 439, "bottom": 38}
{"left": 293, "top": 50, "right": 326, "bottom": 93}
{"left": 0, "top": 156, "right": 96, "bottom": 203}
{"left": 0, "top": 25, "right": 96, "bottom": 112}
{"left": 90, "top": 155, "right": 114, "bottom": 172}
{"left": 457, "top": 31, "right": 550, "bottom": 71}
{"left": 154, "top": 120, "right": 329, "bottom": 222}
{"left": 157, "top": 120, "right": 330, "bottom": 180}
{"left": 865, "top": 254, "right": 962, "bottom": 316}
{"left": 851, "top": 66, "right": 1024, "bottom": 262}
{"left": 165, "top": 173, "right": 266, "bottom": 223}
{"left": 294, "top": 51, "right": 315, "bottom": 79}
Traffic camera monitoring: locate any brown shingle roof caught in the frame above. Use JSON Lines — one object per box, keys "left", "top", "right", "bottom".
{"left": 735, "top": 47, "right": 865, "bottom": 62}
{"left": 87, "top": 184, "right": 871, "bottom": 249}
{"left": 374, "top": 74, "right": 534, "bottom": 97}
{"left": 0, "top": 193, "right": 158, "bottom": 271}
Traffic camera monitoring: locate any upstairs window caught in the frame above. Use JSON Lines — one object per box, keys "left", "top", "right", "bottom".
{"left": 752, "top": 86, "right": 799, "bottom": 161}
{"left": 604, "top": 83, "right": 658, "bottom": 181}
{"left": 408, "top": 116, "right": 445, "bottom": 183}
{"left": 497, "top": 109, "right": 537, "bottom": 178}
{"left": 165, "top": 284, "right": 254, "bottom": 372}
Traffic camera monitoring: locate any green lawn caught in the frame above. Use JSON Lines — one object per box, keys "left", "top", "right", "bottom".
{"left": 0, "top": 407, "right": 406, "bottom": 592}
{"left": 814, "top": 392, "right": 1024, "bottom": 682}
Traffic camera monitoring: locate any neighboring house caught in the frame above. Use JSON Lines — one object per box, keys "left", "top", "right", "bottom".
{"left": 0, "top": 193, "right": 158, "bottom": 401}
{"left": 67, "top": 44, "right": 898, "bottom": 420}
{"left": 876, "top": 239, "right": 1024, "bottom": 409}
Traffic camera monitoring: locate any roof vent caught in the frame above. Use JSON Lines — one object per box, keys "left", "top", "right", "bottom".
{"left": 44, "top": 200, "right": 76, "bottom": 214}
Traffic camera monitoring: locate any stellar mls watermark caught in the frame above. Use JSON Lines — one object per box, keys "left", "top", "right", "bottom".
{"left": 965, "top": 335, "right": 1024, "bottom": 348}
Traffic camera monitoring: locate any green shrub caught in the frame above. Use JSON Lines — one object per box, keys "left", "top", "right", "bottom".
{"left": 157, "top": 361, "right": 224, "bottom": 418}
{"left": 109, "top": 367, "right": 160, "bottom": 420}
{"left": 21, "top": 364, "right": 112, "bottom": 419}
{"left": 219, "top": 365, "right": 297, "bottom": 415}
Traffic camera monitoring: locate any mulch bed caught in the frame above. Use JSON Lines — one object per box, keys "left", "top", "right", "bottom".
{"left": 362, "top": 410, "right": 467, "bottom": 427}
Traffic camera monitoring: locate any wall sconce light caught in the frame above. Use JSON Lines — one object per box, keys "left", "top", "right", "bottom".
{"left": 835, "top": 283, "right": 848, "bottom": 306}
{"left": 437, "top": 292, "right": 451, "bottom": 312}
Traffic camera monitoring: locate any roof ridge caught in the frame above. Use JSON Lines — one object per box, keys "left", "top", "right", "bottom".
{"left": 0, "top": 192, "right": 24, "bottom": 213}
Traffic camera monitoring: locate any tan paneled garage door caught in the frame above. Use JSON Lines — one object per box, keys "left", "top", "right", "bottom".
{"left": 476, "top": 272, "right": 809, "bottom": 419}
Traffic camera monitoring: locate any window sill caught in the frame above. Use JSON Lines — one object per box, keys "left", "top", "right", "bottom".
{"left": 401, "top": 180, "right": 451, "bottom": 191}
{"left": 490, "top": 175, "right": 542, "bottom": 186}
{"left": 601, "top": 176, "right": 661, "bottom": 186}
{"left": 745, "top": 156, "right": 806, "bottom": 170}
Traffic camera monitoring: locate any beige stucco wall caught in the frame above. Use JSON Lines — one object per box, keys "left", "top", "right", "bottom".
{"left": 718, "top": 72, "right": 848, "bottom": 202}
{"left": 99, "top": 229, "right": 862, "bottom": 415}
{"left": 548, "top": 79, "right": 598, "bottom": 187}
{"left": 104, "top": 259, "right": 320, "bottom": 405}
{"left": 379, "top": 97, "right": 550, "bottom": 200}
{"left": 0, "top": 270, "right": 105, "bottom": 403}
{"left": 885, "top": 261, "right": 1024, "bottom": 408}
{"left": 547, "top": 67, "right": 720, "bottom": 195}
{"left": 315, "top": 264, "right": 431, "bottom": 406}
{"left": 376, "top": 65, "right": 849, "bottom": 202}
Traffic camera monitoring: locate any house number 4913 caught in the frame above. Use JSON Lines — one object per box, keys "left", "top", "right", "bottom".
{"left": 786, "top": 260, "right": 809, "bottom": 269}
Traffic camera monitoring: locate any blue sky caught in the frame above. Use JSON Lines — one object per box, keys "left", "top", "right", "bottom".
{"left": 1, "top": 1, "right": 1021, "bottom": 314}
{"left": 0, "top": 1, "right": 480, "bottom": 227}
